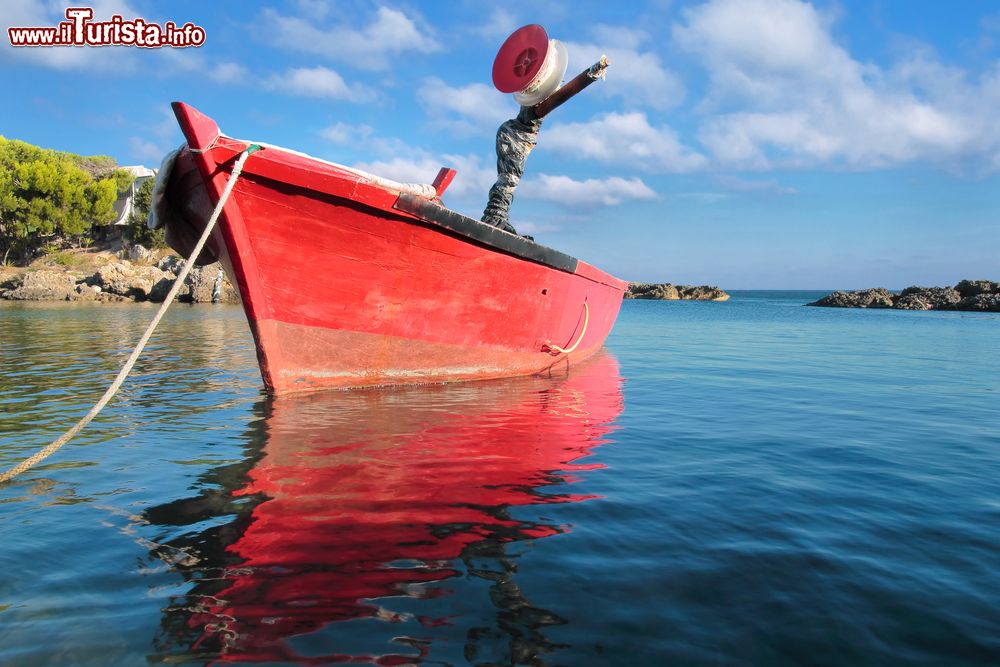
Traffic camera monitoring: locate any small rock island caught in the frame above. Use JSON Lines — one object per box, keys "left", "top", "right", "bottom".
{"left": 626, "top": 283, "right": 730, "bottom": 301}
{"left": 808, "top": 280, "right": 999, "bottom": 312}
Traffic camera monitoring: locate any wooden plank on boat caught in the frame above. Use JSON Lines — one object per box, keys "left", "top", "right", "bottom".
{"left": 393, "top": 194, "right": 579, "bottom": 274}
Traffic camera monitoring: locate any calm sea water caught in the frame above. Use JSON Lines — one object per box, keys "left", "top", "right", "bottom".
{"left": 1, "top": 293, "right": 998, "bottom": 666}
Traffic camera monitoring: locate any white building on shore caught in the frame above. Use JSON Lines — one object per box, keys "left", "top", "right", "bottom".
{"left": 111, "top": 165, "right": 157, "bottom": 226}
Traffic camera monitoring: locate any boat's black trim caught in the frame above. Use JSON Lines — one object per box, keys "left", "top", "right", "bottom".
{"left": 394, "top": 194, "right": 579, "bottom": 274}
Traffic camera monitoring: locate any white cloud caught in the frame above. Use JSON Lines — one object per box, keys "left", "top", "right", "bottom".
{"left": 591, "top": 25, "right": 648, "bottom": 51}
{"left": 154, "top": 47, "right": 201, "bottom": 73}
{"left": 209, "top": 61, "right": 249, "bottom": 84}
{"left": 353, "top": 156, "right": 440, "bottom": 184}
{"left": 354, "top": 153, "right": 495, "bottom": 200}
{"left": 266, "top": 66, "right": 377, "bottom": 102}
{"left": 715, "top": 175, "right": 797, "bottom": 195}
{"left": 521, "top": 174, "right": 657, "bottom": 207}
{"left": 260, "top": 6, "right": 440, "bottom": 71}
{"left": 151, "top": 49, "right": 249, "bottom": 85}
{"left": 295, "top": 0, "right": 331, "bottom": 20}
{"left": 128, "top": 136, "right": 167, "bottom": 163}
{"left": 148, "top": 106, "right": 181, "bottom": 143}
{"left": 417, "top": 78, "right": 518, "bottom": 131}
{"left": 475, "top": 8, "right": 519, "bottom": 39}
{"left": 516, "top": 219, "right": 563, "bottom": 235}
{"left": 319, "top": 122, "right": 374, "bottom": 145}
{"left": 673, "top": 0, "right": 994, "bottom": 170}
{"left": 1, "top": 0, "right": 259, "bottom": 88}
{"left": 544, "top": 111, "right": 708, "bottom": 172}
{"left": 1, "top": 0, "right": 142, "bottom": 71}
{"left": 439, "top": 154, "right": 498, "bottom": 196}
{"left": 564, "top": 27, "right": 686, "bottom": 110}
{"left": 674, "top": 191, "right": 730, "bottom": 204}
{"left": 674, "top": 0, "right": 844, "bottom": 87}
{"left": 355, "top": 152, "right": 655, "bottom": 209}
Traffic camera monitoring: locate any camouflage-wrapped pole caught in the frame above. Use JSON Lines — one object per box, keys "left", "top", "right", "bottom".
{"left": 482, "top": 57, "right": 609, "bottom": 234}
{"left": 481, "top": 107, "right": 544, "bottom": 233}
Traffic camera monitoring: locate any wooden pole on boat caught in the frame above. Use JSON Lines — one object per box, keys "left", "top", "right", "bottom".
{"left": 533, "top": 56, "right": 609, "bottom": 119}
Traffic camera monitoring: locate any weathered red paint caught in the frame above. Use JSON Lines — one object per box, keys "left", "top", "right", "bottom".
{"left": 431, "top": 167, "right": 456, "bottom": 196}
{"left": 167, "top": 102, "right": 626, "bottom": 394}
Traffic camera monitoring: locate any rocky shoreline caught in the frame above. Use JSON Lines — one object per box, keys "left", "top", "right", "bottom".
{"left": 0, "top": 246, "right": 239, "bottom": 304}
{"left": 626, "top": 283, "right": 730, "bottom": 301}
{"left": 807, "top": 280, "right": 999, "bottom": 312}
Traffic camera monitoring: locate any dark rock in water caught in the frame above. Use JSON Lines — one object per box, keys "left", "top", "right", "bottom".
{"left": 958, "top": 293, "right": 1000, "bottom": 312}
{"left": 809, "top": 288, "right": 893, "bottom": 308}
{"left": 955, "top": 279, "right": 999, "bottom": 298}
{"left": 892, "top": 294, "right": 933, "bottom": 311}
{"left": 808, "top": 281, "right": 999, "bottom": 312}
{"left": 678, "top": 285, "right": 730, "bottom": 301}
{"left": 894, "top": 286, "right": 961, "bottom": 310}
{"left": 627, "top": 283, "right": 680, "bottom": 300}
{"left": 626, "top": 283, "right": 729, "bottom": 301}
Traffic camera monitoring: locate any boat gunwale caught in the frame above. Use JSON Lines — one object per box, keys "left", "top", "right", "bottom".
{"left": 188, "top": 135, "right": 628, "bottom": 292}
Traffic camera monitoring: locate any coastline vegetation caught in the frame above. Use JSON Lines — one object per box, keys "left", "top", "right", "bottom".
{"left": 123, "top": 178, "right": 160, "bottom": 249}
{"left": 0, "top": 136, "right": 162, "bottom": 266}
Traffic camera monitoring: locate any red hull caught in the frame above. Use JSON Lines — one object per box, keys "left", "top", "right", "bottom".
{"left": 164, "top": 103, "right": 626, "bottom": 394}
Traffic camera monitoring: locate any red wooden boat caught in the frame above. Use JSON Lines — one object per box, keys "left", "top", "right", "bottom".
{"left": 157, "top": 102, "right": 626, "bottom": 394}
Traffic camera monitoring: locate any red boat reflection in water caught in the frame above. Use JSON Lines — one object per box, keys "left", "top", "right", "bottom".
{"left": 147, "top": 351, "right": 623, "bottom": 665}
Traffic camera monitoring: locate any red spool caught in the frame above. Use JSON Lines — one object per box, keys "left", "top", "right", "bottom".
{"left": 492, "top": 24, "right": 551, "bottom": 94}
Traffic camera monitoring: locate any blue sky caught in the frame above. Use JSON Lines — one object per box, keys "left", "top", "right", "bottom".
{"left": 2, "top": 0, "right": 998, "bottom": 289}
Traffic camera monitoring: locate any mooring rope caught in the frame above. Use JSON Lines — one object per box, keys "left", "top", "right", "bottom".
{"left": 0, "top": 144, "right": 262, "bottom": 485}
{"left": 546, "top": 302, "right": 589, "bottom": 355}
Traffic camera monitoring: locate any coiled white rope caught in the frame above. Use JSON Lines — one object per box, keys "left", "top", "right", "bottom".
{"left": 0, "top": 144, "right": 261, "bottom": 485}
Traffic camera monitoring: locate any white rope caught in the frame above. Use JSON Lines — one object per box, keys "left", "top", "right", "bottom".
{"left": 546, "top": 302, "right": 589, "bottom": 355}
{"left": 186, "top": 131, "right": 438, "bottom": 197}
{"left": 0, "top": 145, "right": 261, "bottom": 485}
{"left": 186, "top": 134, "right": 221, "bottom": 154}
{"left": 242, "top": 139, "right": 437, "bottom": 198}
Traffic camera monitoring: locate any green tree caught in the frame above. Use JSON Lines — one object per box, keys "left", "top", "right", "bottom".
{"left": 124, "top": 176, "right": 166, "bottom": 248}
{"left": 0, "top": 136, "right": 129, "bottom": 262}
{"left": 66, "top": 152, "right": 117, "bottom": 178}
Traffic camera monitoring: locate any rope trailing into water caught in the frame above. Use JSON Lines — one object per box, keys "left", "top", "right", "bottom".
{"left": 0, "top": 144, "right": 262, "bottom": 485}
{"left": 546, "top": 302, "right": 589, "bottom": 355}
